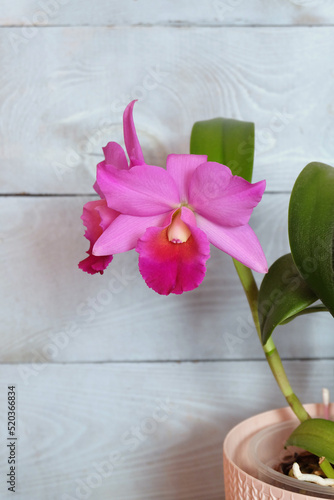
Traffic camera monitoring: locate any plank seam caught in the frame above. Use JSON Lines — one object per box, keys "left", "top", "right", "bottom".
{"left": 0, "top": 193, "right": 98, "bottom": 197}
{"left": 0, "top": 24, "right": 333, "bottom": 28}
{"left": 0, "top": 358, "right": 333, "bottom": 366}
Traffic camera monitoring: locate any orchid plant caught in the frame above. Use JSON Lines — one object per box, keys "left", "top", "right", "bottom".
{"left": 79, "top": 101, "right": 334, "bottom": 484}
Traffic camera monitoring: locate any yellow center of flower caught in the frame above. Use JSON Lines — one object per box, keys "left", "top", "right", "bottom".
{"left": 167, "top": 211, "right": 191, "bottom": 244}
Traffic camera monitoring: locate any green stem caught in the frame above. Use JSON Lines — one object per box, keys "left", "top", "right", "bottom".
{"left": 233, "top": 258, "right": 334, "bottom": 481}
{"left": 319, "top": 457, "right": 334, "bottom": 479}
{"left": 233, "top": 259, "right": 310, "bottom": 423}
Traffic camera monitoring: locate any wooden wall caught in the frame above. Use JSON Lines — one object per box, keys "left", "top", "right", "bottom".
{"left": 1, "top": 1, "right": 334, "bottom": 498}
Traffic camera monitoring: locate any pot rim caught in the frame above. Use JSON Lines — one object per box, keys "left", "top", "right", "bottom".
{"left": 223, "top": 403, "right": 334, "bottom": 499}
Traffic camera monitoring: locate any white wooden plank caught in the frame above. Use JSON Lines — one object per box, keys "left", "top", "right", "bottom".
{"left": 1, "top": 195, "right": 332, "bottom": 363}
{"left": 0, "top": 361, "right": 331, "bottom": 499}
{"left": 2, "top": 0, "right": 334, "bottom": 27}
{"left": 1, "top": 26, "right": 334, "bottom": 194}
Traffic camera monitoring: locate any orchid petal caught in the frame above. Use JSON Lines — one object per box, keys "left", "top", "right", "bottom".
{"left": 103, "top": 142, "right": 129, "bottom": 170}
{"left": 189, "top": 162, "right": 266, "bottom": 227}
{"left": 93, "top": 178, "right": 104, "bottom": 198}
{"left": 97, "top": 164, "right": 180, "bottom": 216}
{"left": 196, "top": 214, "right": 268, "bottom": 273}
{"left": 136, "top": 207, "right": 210, "bottom": 295}
{"left": 94, "top": 142, "right": 129, "bottom": 197}
{"left": 79, "top": 253, "right": 114, "bottom": 275}
{"left": 95, "top": 203, "right": 119, "bottom": 231}
{"left": 123, "top": 100, "right": 145, "bottom": 167}
{"left": 93, "top": 213, "right": 167, "bottom": 256}
{"left": 166, "top": 154, "right": 207, "bottom": 203}
{"left": 79, "top": 199, "right": 117, "bottom": 274}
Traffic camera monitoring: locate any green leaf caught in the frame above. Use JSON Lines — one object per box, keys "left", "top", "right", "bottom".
{"left": 279, "top": 305, "right": 328, "bottom": 325}
{"left": 190, "top": 118, "right": 254, "bottom": 182}
{"left": 289, "top": 162, "right": 334, "bottom": 317}
{"left": 286, "top": 418, "right": 334, "bottom": 464}
{"left": 258, "top": 254, "right": 318, "bottom": 345}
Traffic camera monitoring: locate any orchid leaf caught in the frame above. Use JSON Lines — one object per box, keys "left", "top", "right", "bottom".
{"left": 279, "top": 305, "right": 328, "bottom": 325}
{"left": 286, "top": 419, "right": 334, "bottom": 464}
{"left": 190, "top": 118, "right": 254, "bottom": 182}
{"left": 258, "top": 253, "right": 318, "bottom": 345}
{"left": 289, "top": 162, "right": 334, "bottom": 317}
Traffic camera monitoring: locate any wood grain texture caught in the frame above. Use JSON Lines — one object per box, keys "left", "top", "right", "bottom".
{"left": 1, "top": 195, "right": 332, "bottom": 363}
{"left": 2, "top": 0, "right": 334, "bottom": 27}
{"left": 1, "top": 26, "right": 334, "bottom": 194}
{"left": 1, "top": 5, "right": 334, "bottom": 499}
{"left": 0, "top": 361, "right": 331, "bottom": 500}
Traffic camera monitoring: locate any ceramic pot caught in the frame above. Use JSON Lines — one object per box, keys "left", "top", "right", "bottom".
{"left": 223, "top": 403, "right": 334, "bottom": 499}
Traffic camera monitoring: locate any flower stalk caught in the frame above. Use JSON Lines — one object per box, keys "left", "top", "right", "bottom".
{"left": 319, "top": 457, "right": 334, "bottom": 480}
{"left": 233, "top": 260, "right": 334, "bottom": 477}
{"left": 233, "top": 259, "right": 310, "bottom": 423}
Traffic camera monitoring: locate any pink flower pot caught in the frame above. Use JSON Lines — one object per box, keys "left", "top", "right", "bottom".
{"left": 223, "top": 404, "right": 334, "bottom": 499}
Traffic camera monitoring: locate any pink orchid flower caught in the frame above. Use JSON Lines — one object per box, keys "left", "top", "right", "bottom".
{"left": 90, "top": 114, "right": 267, "bottom": 293}
{"left": 78, "top": 101, "right": 145, "bottom": 274}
